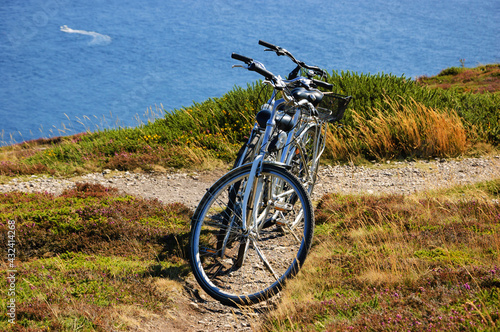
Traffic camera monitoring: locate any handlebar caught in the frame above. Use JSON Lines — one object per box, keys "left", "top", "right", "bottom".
{"left": 258, "top": 40, "right": 277, "bottom": 51}
{"left": 231, "top": 53, "right": 274, "bottom": 80}
{"left": 231, "top": 52, "right": 253, "bottom": 64}
{"left": 231, "top": 52, "right": 333, "bottom": 100}
{"left": 259, "top": 40, "right": 329, "bottom": 80}
{"left": 311, "top": 78, "right": 333, "bottom": 90}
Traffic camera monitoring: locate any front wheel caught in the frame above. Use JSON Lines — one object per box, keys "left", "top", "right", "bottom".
{"left": 189, "top": 163, "right": 314, "bottom": 306}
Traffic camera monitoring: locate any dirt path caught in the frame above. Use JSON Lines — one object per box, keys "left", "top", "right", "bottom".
{"left": 3, "top": 156, "right": 499, "bottom": 209}
{"left": 1, "top": 156, "right": 499, "bottom": 331}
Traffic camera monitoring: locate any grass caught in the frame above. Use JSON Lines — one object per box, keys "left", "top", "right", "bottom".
{"left": 327, "top": 66, "right": 500, "bottom": 148}
{"left": 325, "top": 98, "right": 468, "bottom": 161}
{"left": 1, "top": 179, "right": 498, "bottom": 330}
{"left": 0, "top": 82, "right": 268, "bottom": 176}
{"left": 0, "top": 64, "right": 498, "bottom": 177}
{"left": 0, "top": 183, "right": 192, "bottom": 330}
{"left": 259, "top": 179, "right": 500, "bottom": 331}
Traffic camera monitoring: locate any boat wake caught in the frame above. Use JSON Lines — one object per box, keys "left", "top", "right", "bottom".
{"left": 60, "top": 25, "right": 111, "bottom": 45}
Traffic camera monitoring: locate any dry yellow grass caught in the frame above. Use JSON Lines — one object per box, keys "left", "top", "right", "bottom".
{"left": 259, "top": 182, "right": 500, "bottom": 331}
{"left": 326, "top": 99, "right": 468, "bottom": 161}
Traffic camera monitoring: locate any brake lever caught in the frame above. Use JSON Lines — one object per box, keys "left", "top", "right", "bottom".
{"left": 265, "top": 47, "right": 288, "bottom": 57}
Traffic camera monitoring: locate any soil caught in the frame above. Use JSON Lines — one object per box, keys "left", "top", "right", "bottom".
{"left": 1, "top": 156, "right": 500, "bottom": 331}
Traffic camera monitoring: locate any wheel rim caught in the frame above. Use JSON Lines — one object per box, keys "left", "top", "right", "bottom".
{"left": 190, "top": 166, "right": 312, "bottom": 304}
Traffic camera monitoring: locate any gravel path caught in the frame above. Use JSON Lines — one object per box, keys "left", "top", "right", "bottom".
{"left": 2, "top": 156, "right": 499, "bottom": 208}
{"left": 1, "top": 155, "right": 499, "bottom": 331}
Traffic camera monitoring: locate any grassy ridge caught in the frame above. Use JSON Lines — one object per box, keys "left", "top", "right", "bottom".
{"left": 417, "top": 63, "right": 500, "bottom": 94}
{"left": 0, "top": 82, "right": 267, "bottom": 176}
{"left": 0, "top": 64, "right": 498, "bottom": 177}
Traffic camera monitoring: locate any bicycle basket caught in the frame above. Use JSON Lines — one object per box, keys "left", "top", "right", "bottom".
{"left": 316, "top": 93, "right": 352, "bottom": 123}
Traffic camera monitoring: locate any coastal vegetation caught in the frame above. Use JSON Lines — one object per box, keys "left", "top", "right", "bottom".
{"left": 0, "top": 179, "right": 498, "bottom": 330}
{"left": 0, "top": 64, "right": 498, "bottom": 177}
{"left": 0, "top": 64, "right": 499, "bottom": 330}
{"left": 260, "top": 180, "right": 500, "bottom": 331}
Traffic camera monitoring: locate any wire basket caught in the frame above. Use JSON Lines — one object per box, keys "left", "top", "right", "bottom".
{"left": 316, "top": 93, "right": 352, "bottom": 123}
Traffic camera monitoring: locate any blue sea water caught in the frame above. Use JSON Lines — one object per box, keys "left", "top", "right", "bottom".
{"left": 1, "top": 0, "right": 499, "bottom": 144}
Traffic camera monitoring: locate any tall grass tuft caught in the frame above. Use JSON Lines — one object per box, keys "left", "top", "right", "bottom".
{"left": 328, "top": 69, "right": 500, "bottom": 145}
{"left": 325, "top": 98, "right": 468, "bottom": 161}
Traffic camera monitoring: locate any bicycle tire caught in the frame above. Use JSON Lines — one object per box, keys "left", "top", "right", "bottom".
{"left": 189, "top": 163, "right": 314, "bottom": 306}
{"left": 232, "top": 130, "right": 262, "bottom": 169}
{"left": 289, "top": 125, "right": 323, "bottom": 194}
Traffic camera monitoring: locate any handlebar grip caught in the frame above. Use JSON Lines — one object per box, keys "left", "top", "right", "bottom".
{"left": 258, "top": 40, "right": 278, "bottom": 50}
{"left": 249, "top": 62, "right": 274, "bottom": 80}
{"left": 310, "top": 66, "right": 328, "bottom": 77}
{"left": 312, "top": 79, "right": 334, "bottom": 90}
{"left": 231, "top": 53, "right": 253, "bottom": 64}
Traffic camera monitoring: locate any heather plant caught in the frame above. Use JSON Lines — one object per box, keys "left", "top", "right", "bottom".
{"left": 260, "top": 179, "right": 500, "bottom": 331}
{"left": 0, "top": 183, "right": 192, "bottom": 260}
{"left": 0, "top": 183, "right": 192, "bottom": 330}
{"left": 418, "top": 64, "right": 500, "bottom": 94}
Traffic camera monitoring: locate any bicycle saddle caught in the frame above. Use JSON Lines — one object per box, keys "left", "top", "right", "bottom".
{"left": 291, "top": 87, "right": 323, "bottom": 106}
{"left": 256, "top": 107, "right": 294, "bottom": 132}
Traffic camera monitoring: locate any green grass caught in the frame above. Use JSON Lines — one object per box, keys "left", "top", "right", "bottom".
{"left": 0, "top": 64, "right": 498, "bottom": 177}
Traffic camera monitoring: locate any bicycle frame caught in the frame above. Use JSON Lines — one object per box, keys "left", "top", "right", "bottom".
{"left": 238, "top": 79, "right": 327, "bottom": 234}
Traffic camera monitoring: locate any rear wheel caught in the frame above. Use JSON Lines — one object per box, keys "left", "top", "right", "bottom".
{"left": 290, "top": 125, "right": 323, "bottom": 194}
{"left": 189, "top": 163, "right": 314, "bottom": 306}
{"left": 232, "top": 130, "right": 262, "bottom": 168}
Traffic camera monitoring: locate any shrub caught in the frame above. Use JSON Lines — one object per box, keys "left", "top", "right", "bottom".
{"left": 261, "top": 187, "right": 500, "bottom": 331}
{"left": 0, "top": 183, "right": 192, "bottom": 260}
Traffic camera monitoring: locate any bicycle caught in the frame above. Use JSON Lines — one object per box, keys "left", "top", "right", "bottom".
{"left": 188, "top": 42, "right": 351, "bottom": 306}
{"left": 233, "top": 41, "right": 352, "bottom": 195}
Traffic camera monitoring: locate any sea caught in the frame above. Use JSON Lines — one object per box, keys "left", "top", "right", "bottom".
{"left": 1, "top": 0, "right": 499, "bottom": 145}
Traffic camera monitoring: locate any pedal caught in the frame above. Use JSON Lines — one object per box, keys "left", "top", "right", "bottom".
{"left": 273, "top": 201, "right": 293, "bottom": 212}
{"left": 276, "top": 220, "right": 287, "bottom": 227}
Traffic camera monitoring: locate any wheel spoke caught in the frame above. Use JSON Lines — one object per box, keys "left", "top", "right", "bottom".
{"left": 189, "top": 164, "right": 314, "bottom": 305}
{"left": 251, "top": 238, "right": 280, "bottom": 281}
